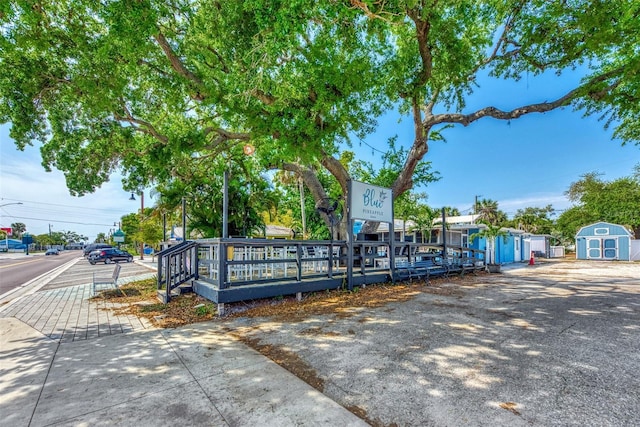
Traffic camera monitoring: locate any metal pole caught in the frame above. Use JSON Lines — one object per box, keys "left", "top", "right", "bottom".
{"left": 182, "top": 197, "right": 187, "bottom": 241}
{"left": 223, "top": 170, "right": 229, "bottom": 239}
{"left": 347, "top": 180, "right": 353, "bottom": 290}
{"left": 140, "top": 192, "right": 144, "bottom": 260}
{"left": 299, "top": 178, "right": 306, "bottom": 239}
{"left": 390, "top": 189, "right": 396, "bottom": 283}
{"left": 162, "top": 213, "right": 166, "bottom": 249}
{"left": 441, "top": 207, "right": 447, "bottom": 260}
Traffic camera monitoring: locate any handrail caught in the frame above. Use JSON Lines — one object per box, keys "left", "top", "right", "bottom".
{"left": 157, "top": 240, "right": 198, "bottom": 302}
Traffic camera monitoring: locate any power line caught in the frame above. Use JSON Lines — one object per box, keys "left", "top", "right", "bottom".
{"left": 0, "top": 197, "right": 126, "bottom": 214}
{"left": 2, "top": 215, "right": 114, "bottom": 227}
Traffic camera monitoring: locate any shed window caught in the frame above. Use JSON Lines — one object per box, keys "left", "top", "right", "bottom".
{"left": 594, "top": 228, "right": 609, "bottom": 235}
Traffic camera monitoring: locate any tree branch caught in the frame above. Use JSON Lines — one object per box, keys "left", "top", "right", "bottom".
{"left": 205, "top": 46, "right": 229, "bottom": 73}
{"left": 407, "top": 8, "right": 433, "bottom": 89}
{"left": 320, "top": 153, "right": 350, "bottom": 197}
{"left": 273, "top": 162, "right": 332, "bottom": 207}
{"left": 252, "top": 89, "right": 276, "bottom": 105}
{"left": 154, "top": 32, "right": 207, "bottom": 101}
{"left": 349, "top": 0, "right": 400, "bottom": 23}
{"left": 114, "top": 104, "right": 169, "bottom": 144}
{"left": 425, "top": 66, "right": 626, "bottom": 128}
{"left": 392, "top": 97, "right": 427, "bottom": 197}
{"left": 203, "top": 127, "right": 251, "bottom": 142}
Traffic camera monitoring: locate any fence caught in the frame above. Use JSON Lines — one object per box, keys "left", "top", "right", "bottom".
{"left": 154, "top": 237, "right": 486, "bottom": 311}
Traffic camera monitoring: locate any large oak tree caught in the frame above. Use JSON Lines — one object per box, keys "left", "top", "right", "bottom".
{"left": 2, "top": 1, "right": 639, "bottom": 237}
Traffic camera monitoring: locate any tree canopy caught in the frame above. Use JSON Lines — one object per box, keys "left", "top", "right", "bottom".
{"left": 509, "top": 205, "right": 555, "bottom": 234}
{"left": 2, "top": 1, "right": 639, "bottom": 238}
{"left": 556, "top": 170, "right": 640, "bottom": 239}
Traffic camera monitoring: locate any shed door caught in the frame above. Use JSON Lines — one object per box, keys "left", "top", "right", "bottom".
{"left": 602, "top": 238, "right": 617, "bottom": 259}
{"left": 587, "top": 238, "right": 618, "bottom": 260}
{"left": 587, "top": 238, "right": 601, "bottom": 259}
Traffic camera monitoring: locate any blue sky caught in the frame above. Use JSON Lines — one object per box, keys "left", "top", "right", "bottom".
{"left": 1, "top": 70, "right": 639, "bottom": 241}
{"left": 358, "top": 70, "right": 639, "bottom": 216}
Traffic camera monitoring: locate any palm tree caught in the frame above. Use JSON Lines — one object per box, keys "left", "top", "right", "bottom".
{"left": 409, "top": 205, "right": 439, "bottom": 243}
{"left": 475, "top": 199, "right": 507, "bottom": 226}
{"left": 470, "top": 222, "right": 509, "bottom": 271}
{"left": 442, "top": 206, "right": 461, "bottom": 216}
{"left": 11, "top": 222, "right": 26, "bottom": 238}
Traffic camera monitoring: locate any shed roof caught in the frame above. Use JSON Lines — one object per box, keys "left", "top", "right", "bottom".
{"left": 575, "top": 221, "right": 633, "bottom": 237}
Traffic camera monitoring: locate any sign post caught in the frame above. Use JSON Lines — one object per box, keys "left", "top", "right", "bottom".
{"left": 22, "top": 232, "right": 33, "bottom": 255}
{"left": 113, "top": 229, "right": 125, "bottom": 248}
{"left": 348, "top": 180, "right": 394, "bottom": 289}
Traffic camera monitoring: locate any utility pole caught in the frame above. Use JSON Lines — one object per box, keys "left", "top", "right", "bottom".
{"left": 474, "top": 195, "right": 482, "bottom": 215}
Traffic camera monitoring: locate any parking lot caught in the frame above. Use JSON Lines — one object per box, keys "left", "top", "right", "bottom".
{"left": 228, "top": 260, "right": 640, "bottom": 426}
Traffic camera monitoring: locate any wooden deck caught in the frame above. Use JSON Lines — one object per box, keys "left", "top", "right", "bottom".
{"left": 156, "top": 238, "right": 486, "bottom": 311}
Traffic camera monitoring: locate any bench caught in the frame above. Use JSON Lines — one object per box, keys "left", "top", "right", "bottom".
{"left": 396, "top": 258, "right": 449, "bottom": 282}
{"left": 92, "top": 264, "right": 122, "bottom": 295}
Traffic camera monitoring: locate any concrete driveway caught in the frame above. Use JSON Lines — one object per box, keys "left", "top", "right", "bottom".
{"left": 228, "top": 260, "right": 640, "bottom": 426}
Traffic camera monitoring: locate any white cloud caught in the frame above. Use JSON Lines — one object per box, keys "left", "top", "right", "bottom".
{"left": 498, "top": 194, "right": 573, "bottom": 215}
{"left": 1, "top": 146, "right": 140, "bottom": 240}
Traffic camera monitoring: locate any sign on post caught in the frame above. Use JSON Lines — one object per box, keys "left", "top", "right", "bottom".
{"left": 0, "top": 227, "right": 12, "bottom": 236}
{"left": 113, "top": 229, "right": 125, "bottom": 243}
{"left": 347, "top": 180, "right": 395, "bottom": 291}
{"left": 350, "top": 181, "right": 393, "bottom": 223}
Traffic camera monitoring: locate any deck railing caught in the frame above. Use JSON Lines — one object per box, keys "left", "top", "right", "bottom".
{"left": 196, "top": 238, "right": 354, "bottom": 288}
{"left": 156, "top": 240, "right": 198, "bottom": 302}
{"left": 195, "top": 238, "right": 485, "bottom": 289}
{"left": 154, "top": 238, "right": 486, "bottom": 307}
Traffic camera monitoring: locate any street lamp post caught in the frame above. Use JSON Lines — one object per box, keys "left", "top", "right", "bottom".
{"left": 182, "top": 196, "right": 187, "bottom": 241}
{"left": 0, "top": 202, "right": 23, "bottom": 251}
{"left": 130, "top": 192, "right": 144, "bottom": 260}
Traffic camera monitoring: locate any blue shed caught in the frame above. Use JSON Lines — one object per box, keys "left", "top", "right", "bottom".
{"left": 575, "top": 222, "right": 633, "bottom": 261}
{"left": 468, "top": 228, "right": 524, "bottom": 264}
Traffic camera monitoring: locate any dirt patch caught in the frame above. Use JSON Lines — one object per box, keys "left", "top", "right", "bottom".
{"left": 232, "top": 335, "right": 325, "bottom": 391}
{"left": 500, "top": 402, "right": 522, "bottom": 416}
{"left": 95, "top": 273, "right": 478, "bottom": 328}
{"left": 93, "top": 278, "right": 218, "bottom": 328}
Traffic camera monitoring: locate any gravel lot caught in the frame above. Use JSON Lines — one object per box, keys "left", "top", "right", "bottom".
{"left": 229, "top": 260, "right": 640, "bottom": 426}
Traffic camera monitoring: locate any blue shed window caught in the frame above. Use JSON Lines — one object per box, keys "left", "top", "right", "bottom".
{"left": 594, "top": 228, "right": 609, "bottom": 235}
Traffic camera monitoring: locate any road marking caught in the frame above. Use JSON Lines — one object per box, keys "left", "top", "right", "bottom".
{"left": 0, "top": 259, "right": 43, "bottom": 269}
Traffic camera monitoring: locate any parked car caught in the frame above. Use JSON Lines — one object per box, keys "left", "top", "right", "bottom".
{"left": 88, "top": 248, "right": 134, "bottom": 265}
{"left": 45, "top": 248, "right": 59, "bottom": 255}
{"left": 83, "top": 243, "right": 113, "bottom": 257}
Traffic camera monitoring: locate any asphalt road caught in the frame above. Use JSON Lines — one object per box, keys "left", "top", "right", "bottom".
{"left": 0, "top": 251, "right": 79, "bottom": 296}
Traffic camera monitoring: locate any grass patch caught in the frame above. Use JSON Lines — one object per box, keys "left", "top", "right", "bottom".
{"left": 139, "top": 303, "right": 167, "bottom": 313}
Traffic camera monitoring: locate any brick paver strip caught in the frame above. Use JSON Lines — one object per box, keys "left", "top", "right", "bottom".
{"left": 1, "top": 281, "right": 153, "bottom": 343}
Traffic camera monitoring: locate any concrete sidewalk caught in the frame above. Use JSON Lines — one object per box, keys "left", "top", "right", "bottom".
{"left": 0, "top": 255, "right": 366, "bottom": 426}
